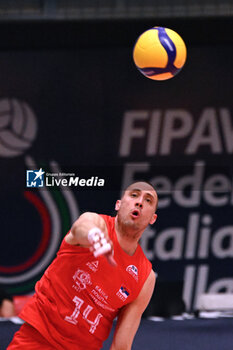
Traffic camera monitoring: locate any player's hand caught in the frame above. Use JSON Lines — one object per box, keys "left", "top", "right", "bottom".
{"left": 88, "top": 228, "right": 117, "bottom": 266}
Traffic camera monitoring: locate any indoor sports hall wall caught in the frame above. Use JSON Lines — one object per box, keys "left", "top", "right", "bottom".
{"left": 0, "top": 20, "right": 232, "bottom": 312}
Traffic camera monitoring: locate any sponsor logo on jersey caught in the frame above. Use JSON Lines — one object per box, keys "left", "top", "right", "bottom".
{"left": 90, "top": 286, "right": 115, "bottom": 312}
{"left": 116, "top": 286, "right": 130, "bottom": 302}
{"left": 86, "top": 260, "right": 99, "bottom": 272}
{"left": 126, "top": 265, "right": 138, "bottom": 281}
{"left": 73, "top": 269, "right": 92, "bottom": 292}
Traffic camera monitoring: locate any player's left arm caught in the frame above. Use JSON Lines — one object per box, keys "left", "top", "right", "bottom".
{"left": 110, "top": 269, "right": 156, "bottom": 350}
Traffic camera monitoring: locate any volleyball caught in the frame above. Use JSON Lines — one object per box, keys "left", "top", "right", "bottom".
{"left": 133, "top": 27, "right": 187, "bottom": 81}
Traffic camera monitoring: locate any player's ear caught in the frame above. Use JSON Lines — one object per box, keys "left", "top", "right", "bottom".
{"left": 150, "top": 213, "right": 157, "bottom": 225}
{"left": 115, "top": 200, "right": 121, "bottom": 211}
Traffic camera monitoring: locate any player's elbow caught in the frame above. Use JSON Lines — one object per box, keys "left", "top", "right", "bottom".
{"left": 70, "top": 212, "right": 107, "bottom": 243}
{"left": 110, "top": 343, "right": 131, "bottom": 350}
{"left": 71, "top": 212, "right": 96, "bottom": 232}
{"left": 111, "top": 336, "right": 134, "bottom": 350}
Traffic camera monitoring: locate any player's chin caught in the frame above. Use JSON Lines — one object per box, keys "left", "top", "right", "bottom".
{"left": 125, "top": 220, "right": 140, "bottom": 230}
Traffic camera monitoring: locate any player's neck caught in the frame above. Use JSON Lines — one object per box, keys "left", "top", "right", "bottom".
{"left": 115, "top": 220, "right": 140, "bottom": 256}
{"left": 116, "top": 231, "right": 138, "bottom": 256}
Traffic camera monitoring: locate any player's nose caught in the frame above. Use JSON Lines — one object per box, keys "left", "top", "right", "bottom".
{"left": 135, "top": 197, "right": 143, "bottom": 208}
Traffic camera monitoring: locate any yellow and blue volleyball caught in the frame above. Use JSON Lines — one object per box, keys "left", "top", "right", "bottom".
{"left": 133, "top": 27, "right": 187, "bottom": 81}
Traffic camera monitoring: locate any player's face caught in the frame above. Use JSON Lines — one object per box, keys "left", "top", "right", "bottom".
{"left": 115, "top": 182, "right": 157, "bottom": 232}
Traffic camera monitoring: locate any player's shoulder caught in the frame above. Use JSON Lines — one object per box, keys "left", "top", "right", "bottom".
{"left": 99, "top": 214, "right": 115, "bottom": 228}
{"left": 149, "top": 269, "right": 157, "bottom": 282}
{"left": 142, "top": 269, "right": 156, "bottom": 296}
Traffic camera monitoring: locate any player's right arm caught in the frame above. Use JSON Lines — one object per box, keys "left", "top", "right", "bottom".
{"left": 66, "top": 212, "right": 107, "bottom": 246}
{"left": 65, "top": 212, "right": 116, "bottom": 266}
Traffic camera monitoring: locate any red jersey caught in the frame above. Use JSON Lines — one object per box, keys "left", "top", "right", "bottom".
{"left": 19, "top": 215, "right": 152, "bottom": 350}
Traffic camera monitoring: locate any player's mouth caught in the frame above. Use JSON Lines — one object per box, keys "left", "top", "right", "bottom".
{"left": 130, "top": 209, "right": 141, "bottom": 219}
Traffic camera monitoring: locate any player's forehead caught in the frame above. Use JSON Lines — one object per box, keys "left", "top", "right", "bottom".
{"left": 124, "top": 182, "right": 157, "bottom": 198}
